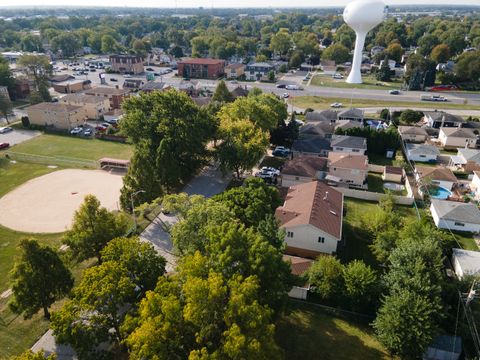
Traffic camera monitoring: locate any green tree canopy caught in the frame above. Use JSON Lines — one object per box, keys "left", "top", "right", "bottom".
{"left": 212, "top": 80, "right": 233, "bottom": 103}
{"left": 9, "top": 239, "right": 73, "bottom": 320}
{"left": 306, "top": 256, "right": 344, "bottom": 300}
{"left": 321, "top": 43, "right": 351, "bottom": 64}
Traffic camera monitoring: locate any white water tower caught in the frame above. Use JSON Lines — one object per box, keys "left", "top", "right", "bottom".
{"left": 343, "top": 0, "right": 386, "bottom": 84}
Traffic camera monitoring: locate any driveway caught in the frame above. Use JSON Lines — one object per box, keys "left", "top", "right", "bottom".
{"left": 0, "top": 129, "right": 41, "bottom": 146}
{"left": 139, "top": 162, "right": 231, "bottom": 272}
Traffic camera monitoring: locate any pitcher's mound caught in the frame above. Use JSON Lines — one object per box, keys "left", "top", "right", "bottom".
{"left": 0, "top": 169, "right": 123, "bottom": 233}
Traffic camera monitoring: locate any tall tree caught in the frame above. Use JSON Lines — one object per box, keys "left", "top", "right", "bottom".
{"left": 321, "top": 43, "right": 351, "bottom": 64}
{"left": 306, "top": 256, "right": 344, "bottom": 301}
{"left": 62, "top": 195, "right": 129, "bottom": 262}
{"left": 212, "top": 80, "right": 233, "bottom": 103}
{"left": 11, "top": 350, "right": 56, "bottom": 360}
{"left": 376, "top": 56, "right": 392, "bottom": 82}
{"left": 430, "top": 44, "right": 451, "bottom": 63}
{"left": 0, "top": 92, "right": 13, "bottom": 124}
{"left": 9, "top": 239, "right": 73, "bottom": 320}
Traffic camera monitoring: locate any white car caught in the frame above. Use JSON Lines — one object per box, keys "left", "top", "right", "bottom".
{"left": 330, "top": 102, "right": 344, "bottom": 108}
{"left": 285, "top": 84, "right": 301, "bottom": 90}
{"left": 282, "top": 93, "right": 290, "bottom": 98}
{"left": 229, "top": 80, "right": 238, "bottom": 84}
{"left": 261, "top": 167, "right": 280, "bottom": 176}
{"left": 124, "top": 74, "right": 132, "bottom": 78}
{"left": 332, "top": 73, "right": 344, "bottom": 79}
{"left": 70, "top": 127, "right": 83, "bottom": 135}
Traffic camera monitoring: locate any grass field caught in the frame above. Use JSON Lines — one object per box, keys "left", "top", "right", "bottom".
{"left": 276, "top": 301, "right": 392, "bottom": 360}
{"left": 11, "top": 134, "right": 133, "bottom": 161}
{"left": 290, "top": 96, "right": 480, "bottom": 112}
{"left": 310, "top": 74, "right": 403, "bottom": 91}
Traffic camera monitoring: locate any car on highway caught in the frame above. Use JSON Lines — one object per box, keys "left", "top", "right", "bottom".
{"left": 389, "top": 89, "right": 401, "bottom": 95}
{"left": 70, "top": 127, "right": 83, "bottom": 135}
{"left": 0, "top": 127, "right": 13, "bottom": 134}
{"left": 0, "top": 142, "right": 10, "bottom": 150}
{"left": 272, "top": 146, "right": 291, "bottom": 157}
{"left": 332, "top": 73, "right": 344, "bottom": 79}
{"left": 276, "top": 83, "right": 287, "bottom": 88}
{"left": 421, "top": 95, "right": 448, "bottom": 102}
{"left": 282, "top": 93, "right": 289, "bottom": 98}
{"left": 285, "top": 84, "right": 301, "bottom": 90}
{"left": 330, "top": 102, "right": 343, "bottom": 108}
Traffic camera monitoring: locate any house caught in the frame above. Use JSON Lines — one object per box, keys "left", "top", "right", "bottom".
{"left": 405, "top": 143, "right": 440, "bottom": 163}
{"left": 59, "top": 93, "right": 110, "bottom": 120}
{"left": 337, "top": 108, "right": 364, "bottom": 122}
{"left": 439, "top": 127, "right": 478, "bottom": 149}
{"left": 300, "top": 122, "right": 335, "bottom": 139}
{"left": 450, "top": 148, "right": 480, "bottom": 172}
{"left": 305, "top": 110, "right": 337, "bottom": 123}
{"left": 140, "top": 82, "right": 171, "bottom": 93}
{"left": 431, "top": 200, "right": 480, "bottom": 233}
{"left": 335, "top": 120, "right": 363, "bottom": 132}
{"left": 283, "top": 255, "right": 313, "bottom": 300}
{"left": 84, "top": 86, "right": 130, "bottom": 110}
{"left": 244, "top": 62, "right": 274, "bottom": 81}
{"left": 451, "top": 248, "right": 480, "bottom": 279}
{"left": 231, "top": 86, "right": 249, "bottom": 99}
{"left": 280, "top": 156, "right": 328, "bottom": 187}
{"left": 327, "top": 152, "right": 369, "bottom": 189}
{"left": 415, "top": 166, "right": 457, "bottom": 191}
{"left": 25, "top": 102, "right": 84, "bottom": 130}
{"left": 470, "top": 171, "right": 480, "bottom": 200}
{"left": 224, "top": 63, "right": 245, "bottom": 79}
{"left": 424, "top": 111, "right": 465, "bottom": 129}
{"left": 275, "top": 181, "right": 344, "bottom": 257}
{"left": 291, "top": 137, "right": 331, "bottom": 157}
{"left": 177, "top": 58, "right": 225, "bottom": 79}
{"left": 51, "top": 79, "right": 92, "bottom": 94}
{"left": 370, "top": 46, "right": 385, "bottom": 56}
{"left": 424, "top": 335, "right": 462, "bottom": 360}
{"left": 383, "top": 166, "right": 404, "bottom": 183}
{"left": 123, "top": 78, "right": 144, "bottom": 90}
{"left": 109, "top": 55, "right": 144, "bottom": 74}
{"left": 330, "top": 135, "right": 367, "bottom": 154}
{"left": 320, "top": 60, "right": 336, "bottom": 75}
{"left": 398, "top": 126, "right": 429, "bottom": 143}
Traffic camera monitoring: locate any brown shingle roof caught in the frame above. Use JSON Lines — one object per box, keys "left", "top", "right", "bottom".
{"left": 85, "top": 86, "right": 130, "bottom": 96}
{"left": 281, "top": 156, "right": 328, "bottom": 178}
{"left": 328, "top": 152, "right": 368, "bottom": 171}
{"left": 179, "top": 58, "right": 225, "bottom": 65}
{"left": 26, "top": 102, "right": 82, "bottom": 112}
{"left": 440, "top": 127, "right": 477, "bottom": 138}
{"left": 385, "top": 166, "right": 403, "bottom": 175}
{"left": 283, "top": 255, "right": 313, "bottom": 276}
{"left": 398, "top": 126, "right": 429, "bottom": 136}
{"left": 225, "top": 63, "right": 245, "bottom": 70}
{"left": 60, "top": 93, "right": 108, "bottom": 104}
{"left": 416, "top": 166, "right": 457, "bottom": 182}
{"left": 275, "top": 181, "right": 343, "bottom": 239}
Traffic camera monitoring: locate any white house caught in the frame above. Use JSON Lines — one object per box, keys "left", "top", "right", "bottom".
{"left": 406, "top": 143, "right": 440, "bottom": 163}
{"left": 423, "top": 111, "right": 466, "bottom": 129}
{"left": 415, "top": 166, "right": 457, "bottom": 191}
{"left": 439, "top": 127, "right": 478, "bottom": 149}
{"left": 275, "top": 181, "right": 343, "bottom": 258}
{"left": 330, "top": 135, "right": 367, "bottom": 155}
{"left": 451, "top": 248, "right": 480, "bottom": 279}
{"left": 450, "top": 148, "right": 480, "bottom": 172}
{"left": 430, "top": 199, "right": 480, "bottom": 233}
{"left": 471, "top": 171, "right": 480, "bottom": 200}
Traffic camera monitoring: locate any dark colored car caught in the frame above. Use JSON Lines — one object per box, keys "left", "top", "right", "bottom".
{"left": 0, "top": 142, "right": 10, "bottom": 150}
{"left": 146, "top": 67, "right": 154, "bottom": 71}
{"left": 276, "top": 83, "right": 286, "bottom": 88}
{"left": 110, "top": 78, "right": 118, "bottom": 82}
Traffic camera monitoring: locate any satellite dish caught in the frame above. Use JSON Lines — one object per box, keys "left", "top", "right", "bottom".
{"left": 343, "top": 0, "right": 386, "bottom": 84}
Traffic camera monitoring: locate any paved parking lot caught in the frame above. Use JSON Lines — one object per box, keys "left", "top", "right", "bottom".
{"left": 0, "top": 128, "right": 41, "bottom": 146}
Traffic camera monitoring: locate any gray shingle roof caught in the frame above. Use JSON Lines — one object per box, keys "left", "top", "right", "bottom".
{"left": 424, "top": 111, "right": 465, "bottom": 123}
{"left": 458, "top": 148, "right": 480, "bottom": 163}
{"left": 398, "top": 126, "right": 429, "bottom": 136}
{"left": 406, "top": 143, "right": 440, "bottom": 156}
{"left": 292, "top": 137, "right": 331, "bottom": 154}
{"left": 331, "top": 135, "right": 367, "bottom": 150}
{"left": 431, "top": 199, "right": 480, "bottom": 224}
{"left": 338, "top": 108, "right": 364, "bottom": 119}
{"left": 300, "top": 122, "right": 335, "bottom": 138}
{"left": 305, "top": 110, "right": 337, "bottom": 122}
{"left": 452, "top": 248, "right": 480, "bottom": 276}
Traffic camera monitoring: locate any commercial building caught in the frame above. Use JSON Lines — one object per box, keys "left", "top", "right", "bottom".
{"left": 60, "top": 93, "right": 110, "bottom": 120}
{"left": 109, "top": 55, "right": 144, "bottom": 75}
{"left": 177, "top": 58, "right": 225, "bottom": 79}
{"left": 25, "top": 102, "right": 84, "bottom": 130}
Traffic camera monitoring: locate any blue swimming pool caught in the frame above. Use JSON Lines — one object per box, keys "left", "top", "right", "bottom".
{"left": 429, "top": 186, "right": 452, "bottom": 200}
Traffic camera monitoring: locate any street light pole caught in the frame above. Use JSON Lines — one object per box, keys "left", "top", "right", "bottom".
{"left": 131, "top": 190, "right": 146, "bottom": 233}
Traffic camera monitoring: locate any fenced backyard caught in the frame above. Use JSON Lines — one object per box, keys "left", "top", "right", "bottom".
{"left": 4, "top": 151, "right": 99, "bottom": 169}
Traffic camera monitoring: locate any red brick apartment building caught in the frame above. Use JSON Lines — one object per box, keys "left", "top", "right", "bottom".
{"left": 177, "top": 58, "right": 225, "bottom": 79}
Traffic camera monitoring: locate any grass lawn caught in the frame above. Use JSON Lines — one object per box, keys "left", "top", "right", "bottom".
{"left": 368, "top": 173, "right": 407, "bottom": 196}
{"left": 311, "top": 74, "right": 403, "bottom": 91}
{"left": 449, "top": 231, "right": 478, "bottom": 251}
{"left": 11, "top": 134, "right": 133, "bottom": 161}
{"left": 290, "top": 96, "right": 480, "bottom": 112}
{"left": 276, "top": 301, "right": 392, "bottom": 360}
{"left": 368, "top": 153, "right": 406, "bottom": 167}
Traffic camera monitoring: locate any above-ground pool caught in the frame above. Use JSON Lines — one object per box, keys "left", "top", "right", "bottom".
{"left": 427, "top": 186, "right": 452, "bottom": 200}
{"left": 383, "top": 182, "right": 405, "bottom": 192}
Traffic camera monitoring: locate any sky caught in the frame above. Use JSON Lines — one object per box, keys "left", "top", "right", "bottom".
{"left": 1, "top": 0, "right": 479, "bottom": 8}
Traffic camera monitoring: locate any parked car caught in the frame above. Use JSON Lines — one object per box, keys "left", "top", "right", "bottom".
{"left": 146, "top": 67, "right": 154, "bottom": 71}
{"left": 101, "top": 122, "right": 112, "bottom": 128}
{"left": 272, "top": 146, "right": 290, "bottom": 157}
{"left": 95, "top": 125, "right": 107, "bottom": 132}
{"left": 255, "top": 171, "right": 274, "bottom": 179}
{"left": 105, "top": 118, "right": 118, "bottom": 125}
{"left": 0, "top": 142, "right": 10, "bottom": 150}
{"left": 330, "top": 102, "right": 343, "bottom": 108}
{"left": 153, "top": 72, "right": 161, "bottom": 76}
{"left": 389, "top": 89, "right": 401, "bottom": 95}
{"left": 282, "top": 93, "right": 289, "bottom": 98}
{"left": 90, "top": 68, "right": 96, "bottom": 72}
{"left": 70, "top": 127, "right": 83, "bottom": 135}
{"left": 83, "top": 128, "right": 93, "bottom": 136}
{"left": 276, "top": 83, "right": 286, "bottom": 88}
{"left": 0, "top": 127, "right": 13, "bottom": 134}
{"left": 229, "top": 80, "right": 238, "bottom": 84}
{"left": 124, "top": 74, "right": 132, "bottom": 78}
{"left": 110, "top": 78, "right": 118, "bottom": 82}
{"left": 261, "top": 167, "right": 280, "bottom": 176}
{"left": 333, "top": 73, "right": 344, "bottom": 79}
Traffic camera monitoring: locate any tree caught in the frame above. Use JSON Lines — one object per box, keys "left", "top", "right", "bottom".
{"left": 0, "top": 57, "right": 15, "bottom": 93}
{"left": 212, "top": 80, "right": 233, "bottom": 103}
{"left": 269, "top": 29, "right": 292, "bottom": 56}
{"left": 62, "top": 195, "right": 129, "bottom": 262}
{"left": 0, "top": 93, "right": 12, "bottom": 124}
{"left": 132, "top": 39, "right": 147, "bottom": 56}
{"left": 431, "top": 44, "right": 450, "bottom": 63}
{"left": 100, "top": 237, "right": 166, "bottom": 294}
{"left": 9, "top": 239, "right": 73, "bottom": 320}
{"left": 120, "top": 90, "right": 216, "bottom": 208}
{"left": 321, "top": 43, "right": 351, "bottom": 64}
{"left": 51, "top": 262, "right": 136, "bottom": 358}
{"left": 169, "top": 45, "right": 184, "bottom": 58}
{"left": 342, "top": 260, "right": 378, "bottom": 310}
{"left": 17, "top": 54, "right": 52, "bottom": 86}
{"left": 418, "top": 34, "right": 440, "bottom": 57}
{"left": 101, "top": 34, "right": 118, "bottom": 54}
{"left": 306, "top": 256, "right": 344, "bottom": 300}
{"left": 455, "top": 50, "right": 480, "bottom": 84}
{"left": 385, "top": 43, "right": 403, "bottom": 63}
{"left": 399, "top": 109, "right": 423, "bottom": 124}
{"left": 217, "top": 118, "right": 268, "bottom": 179}
{"left": 376, "top": 56, "right": 392, "bottom": 82}
{"left": 51, "top": 33, "right": 81, "bottom": 58}
{"left": 11, "top": 350, "right": 56, "bottom": 360}
{"left": 405, "top": 54, "right": 437, "bottom": 90}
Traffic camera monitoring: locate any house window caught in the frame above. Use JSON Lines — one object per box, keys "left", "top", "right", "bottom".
{"left": 454, "top": 222, "right": 465, "bottom": 227}
{"left": 318, "top": 237, "right": 325, "bottom": 243}
{"left": 295, "top": 177, "right": 300, "bottom": 181}
{"left": 287, "top": 231, "right": 294, "bottom": 238}
{"left": 336, "top": 147, "right": 344, "bottom": 151}
{"left": 352, "top": 149, "right": 360, "bottom": 152}
{"left": 420, "top": 155, "right": 426, "bottom": 158}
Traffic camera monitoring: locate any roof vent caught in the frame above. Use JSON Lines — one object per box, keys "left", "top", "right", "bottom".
{"left": 330, "top": 210, "right": 337, "bottom": 216}
{"left": 323, "top": 191, "right": 329, "bottom": 201}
